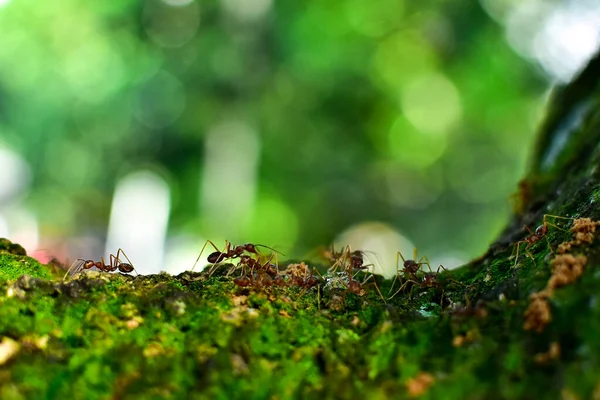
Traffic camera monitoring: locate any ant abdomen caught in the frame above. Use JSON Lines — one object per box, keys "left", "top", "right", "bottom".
{"left": 207, "top": 252, "right": 227, "bottom": 264}
{"left": 233, "top": 277, "right": 251, "bottom": 287}
{"left": 119, "top": 263, "right": 134, "bottom": 273}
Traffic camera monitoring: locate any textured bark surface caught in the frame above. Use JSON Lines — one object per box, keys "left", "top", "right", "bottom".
{"left": 2, "top": 53, "right": 600, "bottom": 399}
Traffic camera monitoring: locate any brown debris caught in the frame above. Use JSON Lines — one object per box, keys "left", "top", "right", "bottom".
{"left": 556, "top": 242, "right": 572, "bottom": 254}
{"left": 534, "top": 341, "right": 560, "bottom": 364}
{"left": 452, "top": 330, "right": 478, "bottom": 348}
{"left": 557, "top": 218, "right": 600, "bottom": 254}
{"left": 283, "top": 262, "right": 310, "bottom": 278}
{"left": 523, "top": 291, "right": 552, "bottom": 333}
{"left": 405, "top": 372, "right": 435, "bottom": 398}
{"left": 523, "top": 216, "right": 598, "bottom": 333}
{"left": 571, "top": 218, "right": 598, "bottom": 236}
{"left": 548, "top": 254, "right": 587, "bottom": 290}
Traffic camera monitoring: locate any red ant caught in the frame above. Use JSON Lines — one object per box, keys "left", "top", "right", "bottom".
{"left": 325, "top": 245, "right": 374, "bottom": 274}
{"left": 448, "top": 296, "right": 488, "bottom": 321}
{"left": 388, "top": 263, "right": 463, "bottom": 302}
{"left": 388, "top": 248, "right": 430, "bottom": 298}
{"left": 63, "top": 248, "right": 136, "bottom": 280}
{"left": 231, "top": 253, "right": 280, "bottom": 289}
{"left": 191, "top": 240, "right": 284, "bottom": 272}
{"left": 511, "top": 214, "right": 573, "bottom": 267}
{"left": 233, "top": 253, "right": 279, "bottom": 278}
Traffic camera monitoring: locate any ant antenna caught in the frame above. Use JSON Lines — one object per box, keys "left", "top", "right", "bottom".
{"left": 63, "top": 259, "right": 85, "bottom": 281}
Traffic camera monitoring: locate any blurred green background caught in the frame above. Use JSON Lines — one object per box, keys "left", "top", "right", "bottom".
{"left": 0, "top": 0, "right": 598, "bottom": 275}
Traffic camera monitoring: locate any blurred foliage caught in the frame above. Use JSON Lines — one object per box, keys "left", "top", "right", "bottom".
{"left": 0, "top": 0, "right": 549, "bottom": 259}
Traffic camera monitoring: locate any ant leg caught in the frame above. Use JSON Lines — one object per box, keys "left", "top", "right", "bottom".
{"left": 361, "top": 273, "right": 387, "bottom": 304}
{"left": 524, "top": 244, "right": 535, "bottom": 261}
{"left": 511, "top": 241, "right": 524, "bottom": 267}
{"left": 352, "top": 263, "right": 374, "bottom": 280}
{"left": 109, "top": 253, "right": 117, "bottom": 270}
{"left": 259, "top": 252, "right": 276, "bottom": 274}
{"left": 63, "top": 259, "right": 85, "bottom": 281}
{"left": 207, "top": 241, "right": 233, "bottom": 277}
{"left": 435, "top": 265, "right": 466, "bottom": 287}
{"left": 389, "top": 251, "right": 407, "bottom": 297}
{"left": 342, "top": 245, "right": 356, "bottom": 275}
{"left": 543, "top": 214, "right": 574, "bottom": 232}
{"left": 294, "top": 267, "right": 323, "bottom": 302}
{"left": 328, "top": 245, "right": 350, "bottom": 274}
{"left": 388, "top": 279, "right": 418, "bottom": 300}
{"left": 523, "top": 225, "right": 535, "bottom": 236}
{"left": 226, "top": 257, "right": 246, "bottom": 278}
{"left": 419, "top": 255, "right": 433, "bottom": 273}
{"left": 272, "top": 251, "right": 280, "bottom": 273}
{"left": 191, "top": 240, "right": 222, "bottom": 272}
{"left": 100, "top": 256, "right": 109, "bottom": 272}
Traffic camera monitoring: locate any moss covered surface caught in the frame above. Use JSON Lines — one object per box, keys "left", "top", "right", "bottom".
{"left": 3, "top": 52, "right": 600, "bottom": 400}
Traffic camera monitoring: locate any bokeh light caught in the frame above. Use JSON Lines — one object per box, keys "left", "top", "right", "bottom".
{"left": 106, "top": 171, "right": 171, "bottom": 275}
{"left": 0, "top": 0, "right": 597, "bottom": 271}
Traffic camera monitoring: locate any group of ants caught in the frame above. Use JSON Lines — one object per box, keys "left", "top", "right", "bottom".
{"left": 63, "top": 214, "right": 573, "bottom": 305}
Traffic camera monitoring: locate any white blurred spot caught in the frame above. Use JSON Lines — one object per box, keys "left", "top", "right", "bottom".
{"left": 163, "top": 235, "right": 208, "bottom": 274}
{"left": 505, "top": 2, "right": 551, "bottom": 60}
{"left": 429, "top": 252, "right": 468, "bottom": 271}
{"left": 0, "top": 144, "right": 31, "bottom": 205}
{"left": 534, "top": 3, "right": 600, "bottom": 82}
{"left": 2, "top": 208, "right": 38, "bottom": 252}
{"left": 505, "top": 1, "right": 600, "bottom": 82}
{"left": 0, "top": 216, "right": 8, "bottom": 237}
{"left": 0, "top": 0, "right": 11, "bottom": 9}
{"left": 201, "top": 120, "right": 260, "bottom": 236}
{"left": 401, "top": 72, "right": 462, "bottom": 136}
{"left": 334, "top": 221, "right": 414, "bottom": 278}
{"left": 162, "top": 0, "right": 194, "bottom": 6}
{"left": 220, "top": 0, "right": 272, "bottom": 22}
{"left": 106, "top": 171, "right": 171, "bottom": 274}
{"left": 133, "top": 70, "right": 186, "bottom": 129}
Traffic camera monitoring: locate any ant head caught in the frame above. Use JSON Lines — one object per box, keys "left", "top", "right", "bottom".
{"left": 243, "top": 244, "right": 257, "bottom": 253}
{"left": 306, "top": 276, "right": 320, "bottom": 288}
{"left": 535, "top": 224, "right": 547, "bottom": 237}
{"left": 350, "top": 256, "right": 364, "bottom": 269}
{"left": 348, "top": 280, "right": 365, "bottom": 295}
{"left": 404, "top": 259, "right": 418, "bottom": 271}
{"left": 424, "top": 274, "right": 437, "bottom": 285}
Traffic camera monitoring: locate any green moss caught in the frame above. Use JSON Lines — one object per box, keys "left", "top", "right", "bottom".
{"left": 0, "top": 254, "right": 53, "bottom": 281}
